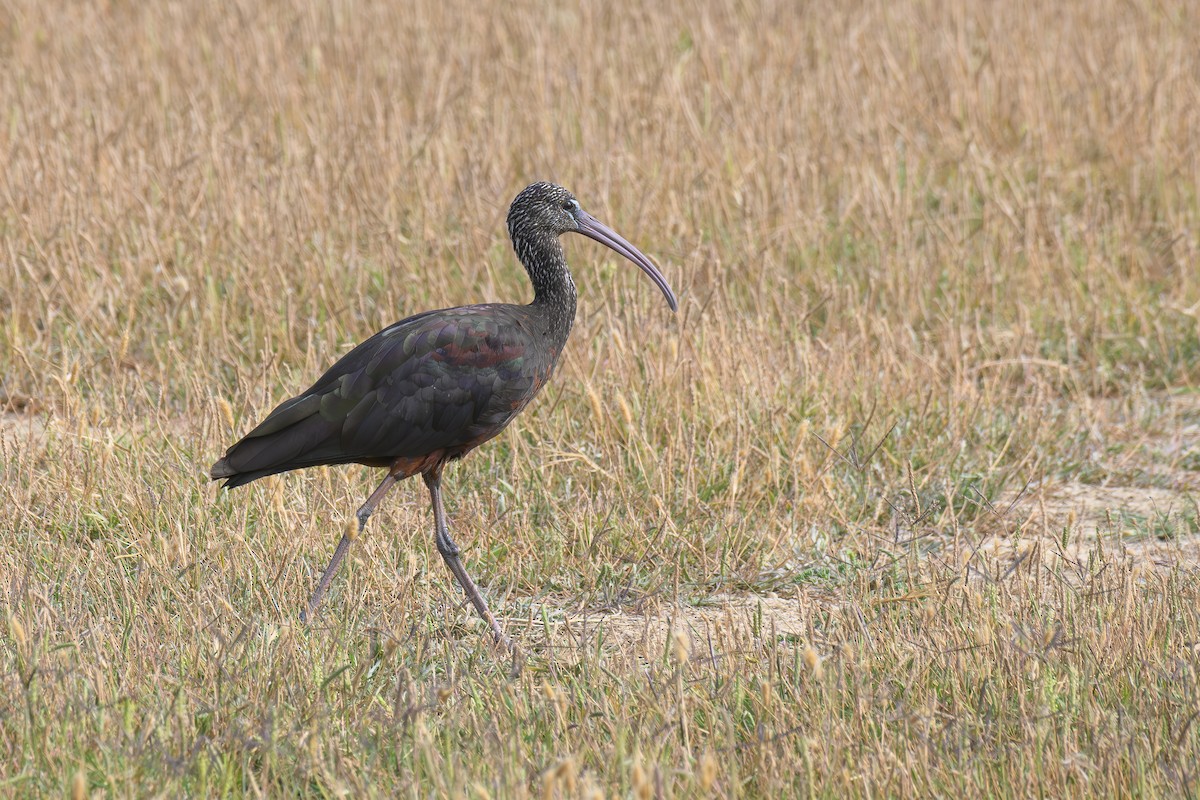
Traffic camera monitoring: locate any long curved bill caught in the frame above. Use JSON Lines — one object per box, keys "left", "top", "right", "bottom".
{"left": 575, "top": 210, "right": 678, "bottom": 312}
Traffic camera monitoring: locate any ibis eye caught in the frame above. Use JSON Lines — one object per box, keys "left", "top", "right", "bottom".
{"left": 562, "top": 199, "right": 578, "bottom": 212}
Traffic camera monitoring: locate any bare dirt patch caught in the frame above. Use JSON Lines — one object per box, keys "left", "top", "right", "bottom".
{"left": 554, "top": 593, "right": 824, "bottom": 657}
{"left": 981, "top": 394, "right": 1200, "bottom": 571}
{"left": 0, "top": 410, "right": 47, "bottom": 453}
{"left": 978, "top": 483, "right": 1199, "bottom": 576}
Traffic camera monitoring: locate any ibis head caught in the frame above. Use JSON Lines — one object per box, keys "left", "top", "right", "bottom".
{"left": 507, "top": 182, "right": 678, "bottom": 312}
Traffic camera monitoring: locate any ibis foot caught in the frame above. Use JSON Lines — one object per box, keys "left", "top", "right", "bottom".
{"left": 298, "top": 468, "right": 512, "bottom": 651}
{"left": 425, "top": 470, "right": 512, "bottom": 649}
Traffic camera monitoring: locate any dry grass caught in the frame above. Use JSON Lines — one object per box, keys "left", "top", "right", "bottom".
{"left": 2, "top": 0, "right": 1200, "bottom": 795}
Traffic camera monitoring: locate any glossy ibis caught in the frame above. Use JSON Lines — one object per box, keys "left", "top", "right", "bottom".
{"left": 211, "top": 182, "right": 677, "bottom": 645}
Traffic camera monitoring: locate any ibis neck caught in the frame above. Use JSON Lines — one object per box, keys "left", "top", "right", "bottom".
{"left": 514, "top": 232, "right": 577, "bottom": 342}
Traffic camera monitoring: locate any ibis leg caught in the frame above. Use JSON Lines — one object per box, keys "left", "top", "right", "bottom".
{"left": 301, "top": 472, "right": 399, "bottom": 623}
{"left": 423, "top": 470, "right": 510, "bottom": 647}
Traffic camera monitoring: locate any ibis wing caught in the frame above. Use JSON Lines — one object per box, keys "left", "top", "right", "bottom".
{"left": 213, "top": 306, "right": 545, "bottom": 485}
{"left": 331, "top": 308, "right": 541, "bottom": 456}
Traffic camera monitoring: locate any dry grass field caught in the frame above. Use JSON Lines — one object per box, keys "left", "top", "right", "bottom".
{"left": 3, "top": 0, "right": 1200, "bottom": 796}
